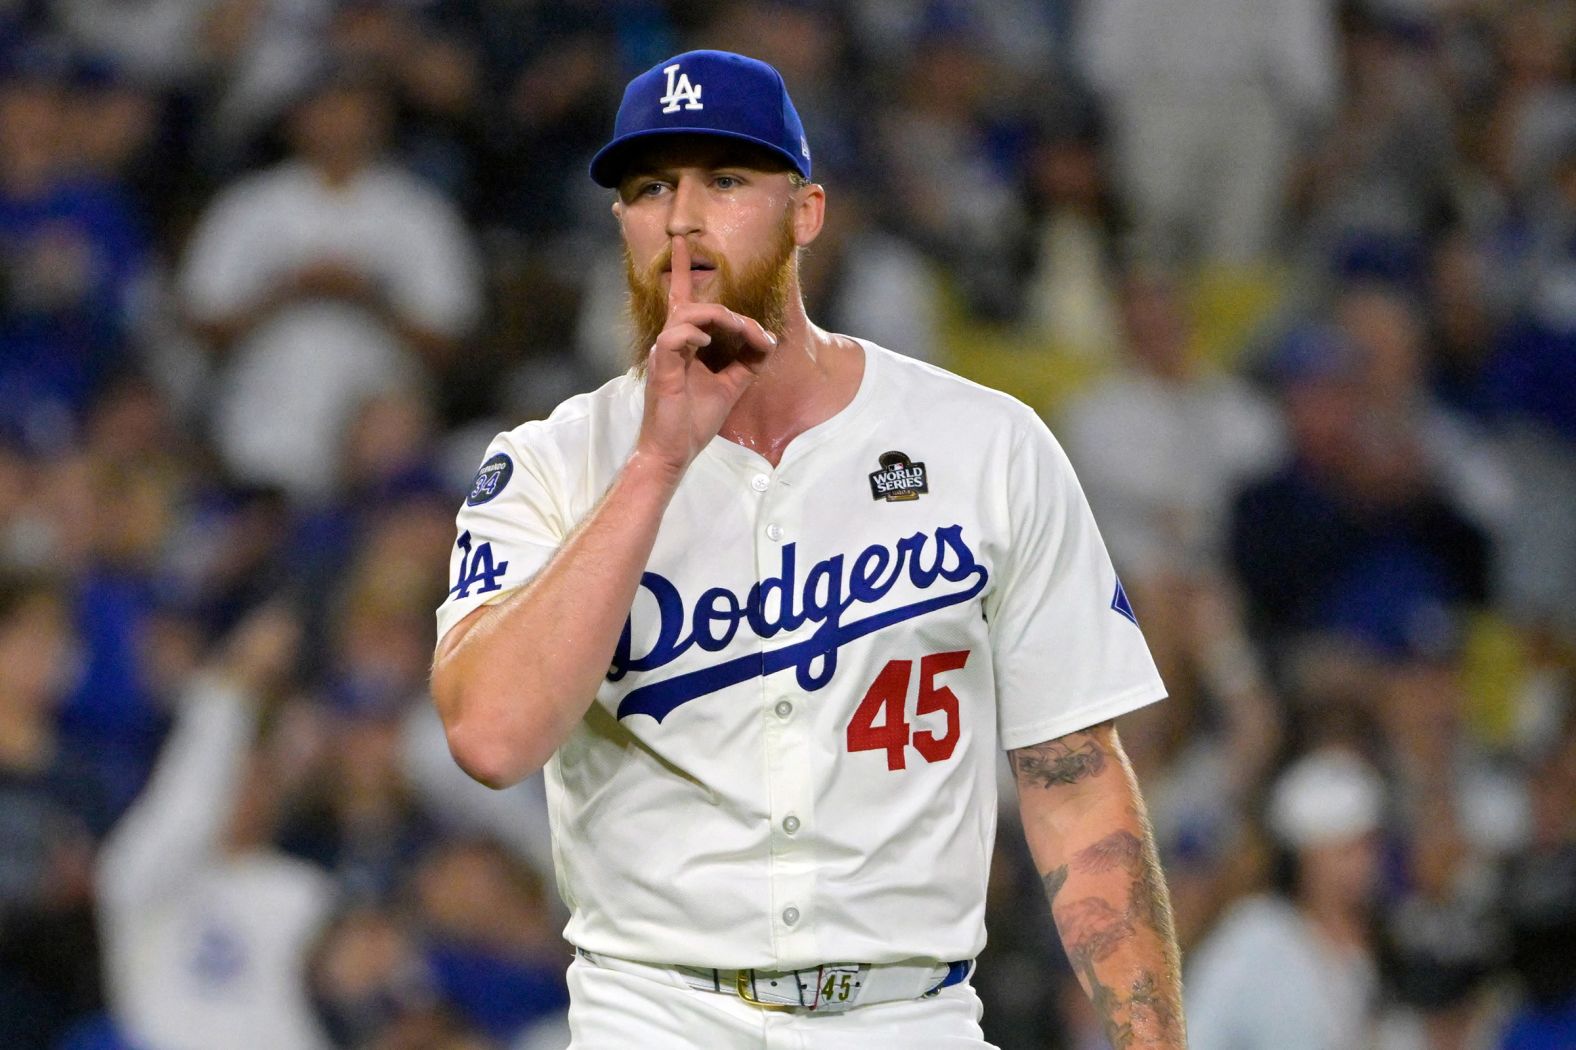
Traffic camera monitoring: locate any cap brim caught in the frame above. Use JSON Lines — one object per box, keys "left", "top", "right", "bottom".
{"left": 589, "top": 127, "right": 806, "bottom": 187}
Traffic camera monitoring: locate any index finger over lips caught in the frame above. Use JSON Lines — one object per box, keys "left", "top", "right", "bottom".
{"left": 668, "top": 235, "right": 691, "bottom": 311}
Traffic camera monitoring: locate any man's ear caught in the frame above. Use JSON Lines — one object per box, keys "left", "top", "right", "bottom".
{"left": 611, "top": 198, "right": 624, "bottom": 221}
{"left": 793, "top": 184, "right": 826, "bottom": 247}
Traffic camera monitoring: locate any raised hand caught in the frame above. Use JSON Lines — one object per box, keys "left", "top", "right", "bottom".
{"left": 635, "top": 235, "right": 776, "bottom": 476}
{"left": 214, "top": 602, "right": 303, "bottom": 699}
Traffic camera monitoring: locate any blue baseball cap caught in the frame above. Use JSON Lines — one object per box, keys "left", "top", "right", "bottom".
{"left": 590, "top": 50, "right": 811, "bottom": 188}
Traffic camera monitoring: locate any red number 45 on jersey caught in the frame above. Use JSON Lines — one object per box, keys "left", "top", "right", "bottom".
{"left": 846, "top": 650, "right": 969, "bottom": 771}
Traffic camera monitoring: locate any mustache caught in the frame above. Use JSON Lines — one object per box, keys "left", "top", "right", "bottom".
{"left": 652, "top": 243, "right": 718, "bottom": 275}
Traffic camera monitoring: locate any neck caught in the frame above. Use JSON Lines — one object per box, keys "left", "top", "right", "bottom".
{"left": 312, "top": 155, "right": 366, "bottom": 188}
{"left": 1300, "top": 893, "right": 1369, "bottom": 951}
{"left": 717, "top": 294, "right": 862, "bottom": 466}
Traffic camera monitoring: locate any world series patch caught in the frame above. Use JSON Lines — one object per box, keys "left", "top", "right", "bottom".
{"left": 467, "top": 453, "right": 513, "bottom": 506}
{"left": 869, "top": 451, "right": 928, "bottom": 502}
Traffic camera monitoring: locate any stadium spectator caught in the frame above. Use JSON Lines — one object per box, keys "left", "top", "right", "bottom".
{"left": 1363, "top": 624, "right": 1528, "bottom": 1042}
{"left": 1424, "top": 226, "right": 1496, "bottom": 399}
{"left": 1229, "top": 325, "right": 1491, "bottom": 659}
{"left": 303, "top": 905, "right": 444, "bottom": 1050}
{"left": 1186, "top": 748, "right": 1386, "bottom": 1049}
{"left": 0, "top": 41, "right": 151, "bottom": 440}
{"left": 285, "top": 386, "right": 449, "bottom": 605}
{"left": 1374, "top": 626, "right": 1530, "bottom": 859}
{"left": 180, "top": 62, "right": 481, "bottom": 500}
{"left": 1335, "top": 283, "right": 1515, "bottom": 536}
{"left": 277, "top": 580, "right": 444, "bottom": 900}
{"left": 96, "top": 605, "right": 335, "bottom": 1050}
{"left": 52, "top": 379, "right": 202, "bottom": 819}
{"left": 410, "top": 839, "right": 570, "bottom": 1048}
{"left": 1078, "top": 0, "right": 1339, "bottom": 266}
{"left": 60, "top": 57, "right": 162, "bottom": 195}
{"left": 1376, "top": 811, "right": 1507, "bottom": 1050}
{"left": 1060, "top": 269, "right": 1285, "bottom": 586}
{"left": 193, "top": 0, "right": 336, "bottom": 169}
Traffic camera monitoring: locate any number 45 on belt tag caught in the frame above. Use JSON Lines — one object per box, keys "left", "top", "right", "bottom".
{"left": 808, "top": 966, "right": 861, "bottom": 1010}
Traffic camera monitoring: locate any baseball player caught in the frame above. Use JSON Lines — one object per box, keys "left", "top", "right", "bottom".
{"left": 432, "top": 50, "right": 1185, "bottom": 1049}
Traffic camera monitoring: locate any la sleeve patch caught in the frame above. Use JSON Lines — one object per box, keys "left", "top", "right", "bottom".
{"left": 466, "top": 453, "right": 514, "bottom": 506}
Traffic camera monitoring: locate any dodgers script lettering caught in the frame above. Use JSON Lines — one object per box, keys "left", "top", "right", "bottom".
{"left": 609, "top": 524, "right": 989, "bottom": 723}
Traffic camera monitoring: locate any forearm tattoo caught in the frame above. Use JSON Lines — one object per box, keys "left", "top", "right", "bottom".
{"left": 1073, "top": 829, "right": 1143, "bottom": 874}
{"left": 1052, "top": 823, "right": 1185, "bottom": 1047}
{"left": 1042, "top": 864, "right": 1070, "bottom": 910}
{"left": 1016, "top": 726, "right": 1185, "bottom": 1048}
{"left": 1009, "top": 724, "right": 1109, "bottom": 787}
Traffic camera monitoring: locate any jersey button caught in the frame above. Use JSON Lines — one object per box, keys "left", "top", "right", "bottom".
{"left": 765, "top": 523, "right": 784, "bottom": 542}
{"left": 782, "top": 907, "right": 800, "bottom": 926}
{"left": 774, "top": 700, "right": 793, "bottom": 719}
{"left": 782, "top": 815, "right": 800, "bottom": 834}
{"left": 751, "top": 473, "right": 770, "bottom": 492}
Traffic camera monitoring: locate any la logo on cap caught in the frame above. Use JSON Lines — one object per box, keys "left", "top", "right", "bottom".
{"left": 660, "top": 63, "right": 703, "bottom": 114}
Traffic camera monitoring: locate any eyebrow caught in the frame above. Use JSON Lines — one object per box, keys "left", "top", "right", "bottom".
{"left": 625, "top": 160, "right": 761, "bottom": 180}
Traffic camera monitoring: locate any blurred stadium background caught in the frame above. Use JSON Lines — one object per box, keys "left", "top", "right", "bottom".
{"left": 1, "top": 0, "right": 1573, "bottom": 1047}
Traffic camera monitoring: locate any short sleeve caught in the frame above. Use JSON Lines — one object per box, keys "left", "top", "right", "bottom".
{"left": 180, "top": 183, "right": 271, "bottom": 318}
{"left": 435, "top": 431, "right": 567, "bottom": 645}
{"left": 984, "top": 413, "right": 1166, "bottom": 750}
{"left": 381, "top": 188, "right": 482, "bottom": 336}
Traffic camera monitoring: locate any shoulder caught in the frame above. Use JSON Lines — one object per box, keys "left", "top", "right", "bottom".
{"left": 858, "top": 339, "right": 1049, "bottom": 441}
{"left": 214, "top": 162, "right": 312, "bottom": 211}
{"left": 188, "top": 164, "right": 309, "bottom": 239}
{"left": 1194, "top": 895, "right": 1312, "bottom": 969}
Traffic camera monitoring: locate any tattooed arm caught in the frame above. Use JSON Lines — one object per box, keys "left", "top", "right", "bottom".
{"left": 1012, "top": 721, "right": 1185, "bottom": 1049}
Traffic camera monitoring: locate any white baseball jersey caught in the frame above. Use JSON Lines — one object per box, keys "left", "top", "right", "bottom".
{"left": 436, "top": 339, "right": 1165, "bottom": 971}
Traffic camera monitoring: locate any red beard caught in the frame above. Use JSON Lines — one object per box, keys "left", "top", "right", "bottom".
{"left": 624, "top": 211, "right": 797, "bottom": 373}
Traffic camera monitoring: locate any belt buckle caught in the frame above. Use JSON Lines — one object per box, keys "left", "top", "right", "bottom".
{"left": 735, "top": 970, "right": 798, "bottom": 1011}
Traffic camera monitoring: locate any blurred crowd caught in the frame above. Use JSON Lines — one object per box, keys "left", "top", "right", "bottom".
{"left": 0, "top": 0, "right": 1573, "bottom": 1048}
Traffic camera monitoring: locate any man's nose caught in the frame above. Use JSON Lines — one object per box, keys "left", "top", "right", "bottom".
{"left": 664, "top": 174, "right": 705, "bottom": 238}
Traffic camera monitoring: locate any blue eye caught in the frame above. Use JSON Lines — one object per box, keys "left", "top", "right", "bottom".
{"left": 714, "top": 175, "right": 740, "bottom": 189}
